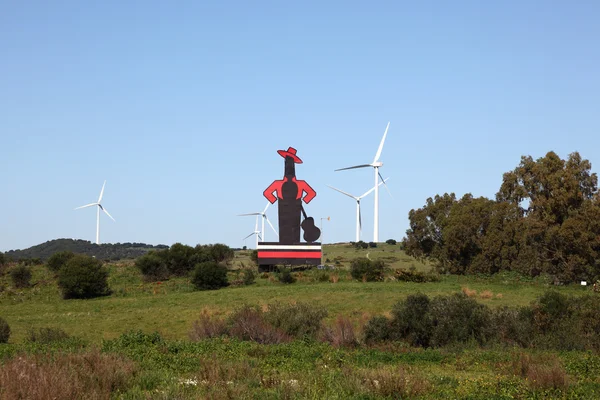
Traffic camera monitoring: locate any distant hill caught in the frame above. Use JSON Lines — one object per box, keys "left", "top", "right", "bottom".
{"left": 4, "top": 239, "right": 169, "bottom": 261}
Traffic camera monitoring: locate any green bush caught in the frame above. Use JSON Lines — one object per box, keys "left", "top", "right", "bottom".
{"left": 0, "top": 252, "right": 4, "bottom": 266}
{"left": 26, "top": 327, "right": 70, "bottom": 343}
{"left": 390, "top": 293, "right": 433, "bottom": 346}
{"left": 368, "top": 242, "right": 377, "bottom": 248}
{"left": 492, "top": 306, "right": 534, "bottom": 347}
{"left": 350, "top": 258, "right": 385, "bottom": 281}
{"left": 57, "top": 255, "right": 111, "bottom": 299}
{"left": 10, "top": 265, "right": 32, "bottom": 288}
{"left": 164, "top": 243, "right": 196, "bottom": 276}
{"left": 385, "top": 239, "right": 397, "bottom": 245}
{"left": 276, "top": 267, "right": 296, "bottom": 284}
{"left": 135, "top": 252, "right": 169, "bottom": 282}
{"left": 364, "top": 315, "right": 392, "bottom": 343}
{"left": 395, "top": 268, "right": 440, "bottom": 283}
{"left": 428, "top": 293, "right": 493, "bottom": 347}
{"left": 264, "top": 302, "right": 327, "bottom": 339}
{"left": 209, "top": 243, "right": 234, "bottom": 264}
{"left": 242, "top": 268, "right": 256, "bottom": 285}
{"left": 0, "top": 317, "right": 10, "bottom": 343}
{"left": 47, "top": 250, "right": 75, "bottom": 272}
{"left": 191, "top": 261, "right": 229, "bottom": 290}
{"left": 317, "top": 271, "right": 330, "bottom": 282}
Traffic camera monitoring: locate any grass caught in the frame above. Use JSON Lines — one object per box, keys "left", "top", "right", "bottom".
{"left": 0, "top": 244, "right": 599, "bottom": 398}
{"left": 0, "top": 244, "right": 592, "bottom": 343}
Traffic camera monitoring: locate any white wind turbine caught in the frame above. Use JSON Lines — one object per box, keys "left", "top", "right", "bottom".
{"left": 75, "top": 180, "right": 116, "bottom": 245}
{"left": 238, "top": 203, "right": 278, "bottom": 242}
{"left": 328, "top": 178, "right": 390, "bottom": 242}
{"left": 335, "top": 122, "right": 390, "bottom": 242}
{"left": 242, "top": 215, "right": 262, "bottom": 248}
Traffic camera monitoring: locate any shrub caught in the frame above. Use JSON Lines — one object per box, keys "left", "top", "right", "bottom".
{"left": 317, "top": 271, "right": 330, "bottom": 282}
{"left": 364, "top": 315, "right": 392, "bottom": 343}
{"left": 0, "top": 317, "right": 10, "bottom": 343}
{"left": 57, "top": 255, "right": 111, "bottom": 299}
{"left": 428, "top": 293, "right": 493, "bottom": 347}
{"left": 242, "top": 268, "right": 256, "bottom": 285}
{"left": 276, "top": 267, "right": 296, "bottom": 284}
{"left": 26, "top": 327, "right": 70, "bottom": 344}
{"left": 191, "top": 261, "right": 228, "bottom": 290}
{"left": 354, "top": 241, "right": 369, "bottom": 249}
{"left": 492, "top": 306, "right": 534, "bottom": 347}
{"left": 164, "top": 243, "right": 196, "bottom": 276}
{"left": 250, "top": 250, "right": 258, "bottom": 265}
{"left": 386, "top": 239, "right": 397, "bottom": 245}
{"left": 189, "top": 311, "right": 227, "bottom": 340}
{"left": 0, "top": 252, "right": 4, "bottom": 266}
{"left": 209, "top": 243, "right": 234, "bottom": 264}
{"left": 350, "top": 258, "right": 385, "bottom": 282}
{"left": 264, "top": 302, "right": 327, "bottom": 339}
{"left": 135, "top": 252, "right": 169, "bottom": 282}
{"left": 227, "top": 305, "right": 290, "bottom": 344}
{"left": 46, "top": 251, "right": 75, "bottom": 273}
{"left": 321, "top": 316, "right": 358, "bottom": 347}
{"left": 390, "top": 293, "right": 433, "bottom": 346}
{"left": 10, "top": 265, "right": 32, "bottom": 288}
{"left": 395, "top": 268, "right": 440, "bottom": 283}
{"left": 368, "top": 242, "right": 377, "bottom": 248}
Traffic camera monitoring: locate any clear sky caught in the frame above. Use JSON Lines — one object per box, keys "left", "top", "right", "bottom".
{"left": 1, "top": 1, "right": 599, "bottom": 251}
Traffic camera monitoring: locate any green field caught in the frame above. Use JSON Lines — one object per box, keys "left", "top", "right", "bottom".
{"left": 0, "top": 243, "right": 598, "bottom": 399}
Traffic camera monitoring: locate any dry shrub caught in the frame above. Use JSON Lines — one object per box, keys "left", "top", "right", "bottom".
{"left": 196, "top": 355, "right": 257, "bottom": 384}
{"left": 330, "top": 274, "right": 339, "bottom": 283}
{"left": 0, "top": 349, "right": 136, "bottom": 400}
{"left": 496, "top": 293, "right": 503, "bottom": 299}
{"left": 360, "top": 366, "right": 430, "bottom": 398}
{"left": 512, "top": 353, "right": 569, "bottom": 390}
{"left": 479, "top": 290, "right": 493, "bottom": 299}
{"left": 228, "top": 306, "right": 291, "bottom": 344}
{"left": 461, "top": 287, "right": 477, "bottom": 298}
{"left": 189, "top": 310, "right": 227, "bottom": 341}
{"left": 321, "top": 316, "right": 359, "bottom": 347}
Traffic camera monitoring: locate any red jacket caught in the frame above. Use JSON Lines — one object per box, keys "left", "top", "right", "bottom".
{"left": 263, "top": 177, "right": 316, "bottom": 204}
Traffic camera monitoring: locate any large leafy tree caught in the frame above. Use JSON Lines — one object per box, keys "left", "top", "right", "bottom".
{"left": 404, "top": 151, "right": 600, "bottom": 282}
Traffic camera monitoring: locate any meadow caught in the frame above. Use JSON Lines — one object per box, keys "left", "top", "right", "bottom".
{"left": 0, "top": 243, "right": 599, "bottom": 399}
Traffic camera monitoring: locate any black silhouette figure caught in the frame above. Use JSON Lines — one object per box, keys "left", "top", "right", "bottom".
{"left": 263, "top": 147, "right": 320, "bottom": 244}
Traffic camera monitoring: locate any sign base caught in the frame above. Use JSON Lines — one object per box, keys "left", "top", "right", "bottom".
{"left": 257, "top": 242, "right": 322, "bottom": 269}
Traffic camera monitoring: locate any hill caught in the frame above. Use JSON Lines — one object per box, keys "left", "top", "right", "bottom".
{"left": 4, "top": 239, "right": 169, "bottom": 261}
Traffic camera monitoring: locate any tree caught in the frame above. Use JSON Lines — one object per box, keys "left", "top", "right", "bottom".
{"left": 57, "top": 255, "right": 111, "bottom": 299}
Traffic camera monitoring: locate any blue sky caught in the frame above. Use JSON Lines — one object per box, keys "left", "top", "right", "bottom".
{"left": 1, "top": 1, "right": 599, "bottom": 251}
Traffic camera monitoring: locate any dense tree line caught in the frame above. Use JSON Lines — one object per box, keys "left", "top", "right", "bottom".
{"left": 403, "top": 151, "right": 600, "bottom": 283}
{"left": 4, "top": 239, "right": 169, "bottom": 261}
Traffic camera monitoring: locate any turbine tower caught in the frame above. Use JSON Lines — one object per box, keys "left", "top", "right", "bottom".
{"left": 75, "top": 180, "right": 115, "bottom": 245}
{"left": 327, "top": 178, "right": 389, "bottom": 242}
{"left": 335, "top": 122, "right": 390, "bottom": 242}
{"left": 238, "top": 202, "right": 278, "bottom": 242}
{"left": 243, "top": 215, "right": 262, "bottom": 248}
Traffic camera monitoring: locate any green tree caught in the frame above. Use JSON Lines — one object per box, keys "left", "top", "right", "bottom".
{"left": 191, "top": 261, "right": 229, "bottom": 290}
{"left": 57, "top": 255, "right": 111, "bottom": 299}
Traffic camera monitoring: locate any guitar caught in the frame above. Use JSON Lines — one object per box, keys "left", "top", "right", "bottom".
{"left": 300, "top": 205, "right": 321, "bottom": 243}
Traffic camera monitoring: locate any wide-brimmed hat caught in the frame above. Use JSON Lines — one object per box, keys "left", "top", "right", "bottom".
{"left": 277, "top": 147, "right": 303, "bottom": 163}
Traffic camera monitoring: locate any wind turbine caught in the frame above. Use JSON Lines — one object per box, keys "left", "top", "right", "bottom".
{"left": 75, "top": 180, "right": 115, "bottom": 245}
{"left": 328, "top": 178, "right": 390, "bottom": 242}
{"left": 242, "top": 215, "right": 262, "bottom": 248}
{"left": 238, "top": 202, "right": 278, "bottom": 242}
{"left": 335, "top": 122, "right": 390, "bottom": 242}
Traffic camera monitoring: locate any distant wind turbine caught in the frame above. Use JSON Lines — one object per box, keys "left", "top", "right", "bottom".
{"left": 75, "top": 180, "right": 115, "bottom": 245}
{"left": 238, "top": 202, "right": 278, "bottom": 242}
{"left": 328, "top": 178, "right": 390, "bottom": 242}
{"left": 243, "top": 215, "right": 262, "bottom": 248}
{"left": 335, "top": 122, "right": 390, "bottom": 242}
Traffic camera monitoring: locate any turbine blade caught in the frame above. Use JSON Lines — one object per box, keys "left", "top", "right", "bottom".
{"left": 359, "top": 205, "right": 362, "bottom": 230}
{"left": 379, "top": 171, "right": 393, "bottom": 198}
{"left": 102, "top": 207, "right": 116, "bottom": 222}
{"left": 262, "top": 202, "right": 270, "bottom": 214}
{"left": 266, "top": 217, "right": 279, "bottom": 236}
{"left": 358, "top": 177, "right": 390, "bottom": 199}
{"left": 237, "top": 212, "right": 261, "bottom": 216}
{"left": 257, "top": 233, "right": 262, "bottom": 241}
{"left": 373, "top": 122, "right": 390, "bottom": 163}
{"left": 327, "top": 185, "right": 357, "bottom": 199}
{"left": 98, "top": 180, "right": 107, "bottom": 203}
{"left": 334, "top": 164, "right": 371, "bottom": 172}
{"left": 75, "top": 203, "right": 98, "bottom": 210}
{"left": 243, "top": 232, "right": 255, "bottom": 240}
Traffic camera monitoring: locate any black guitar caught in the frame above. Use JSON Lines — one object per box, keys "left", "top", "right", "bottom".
{"left": 300, "top": 205, "right": 321, "bottom": 243}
